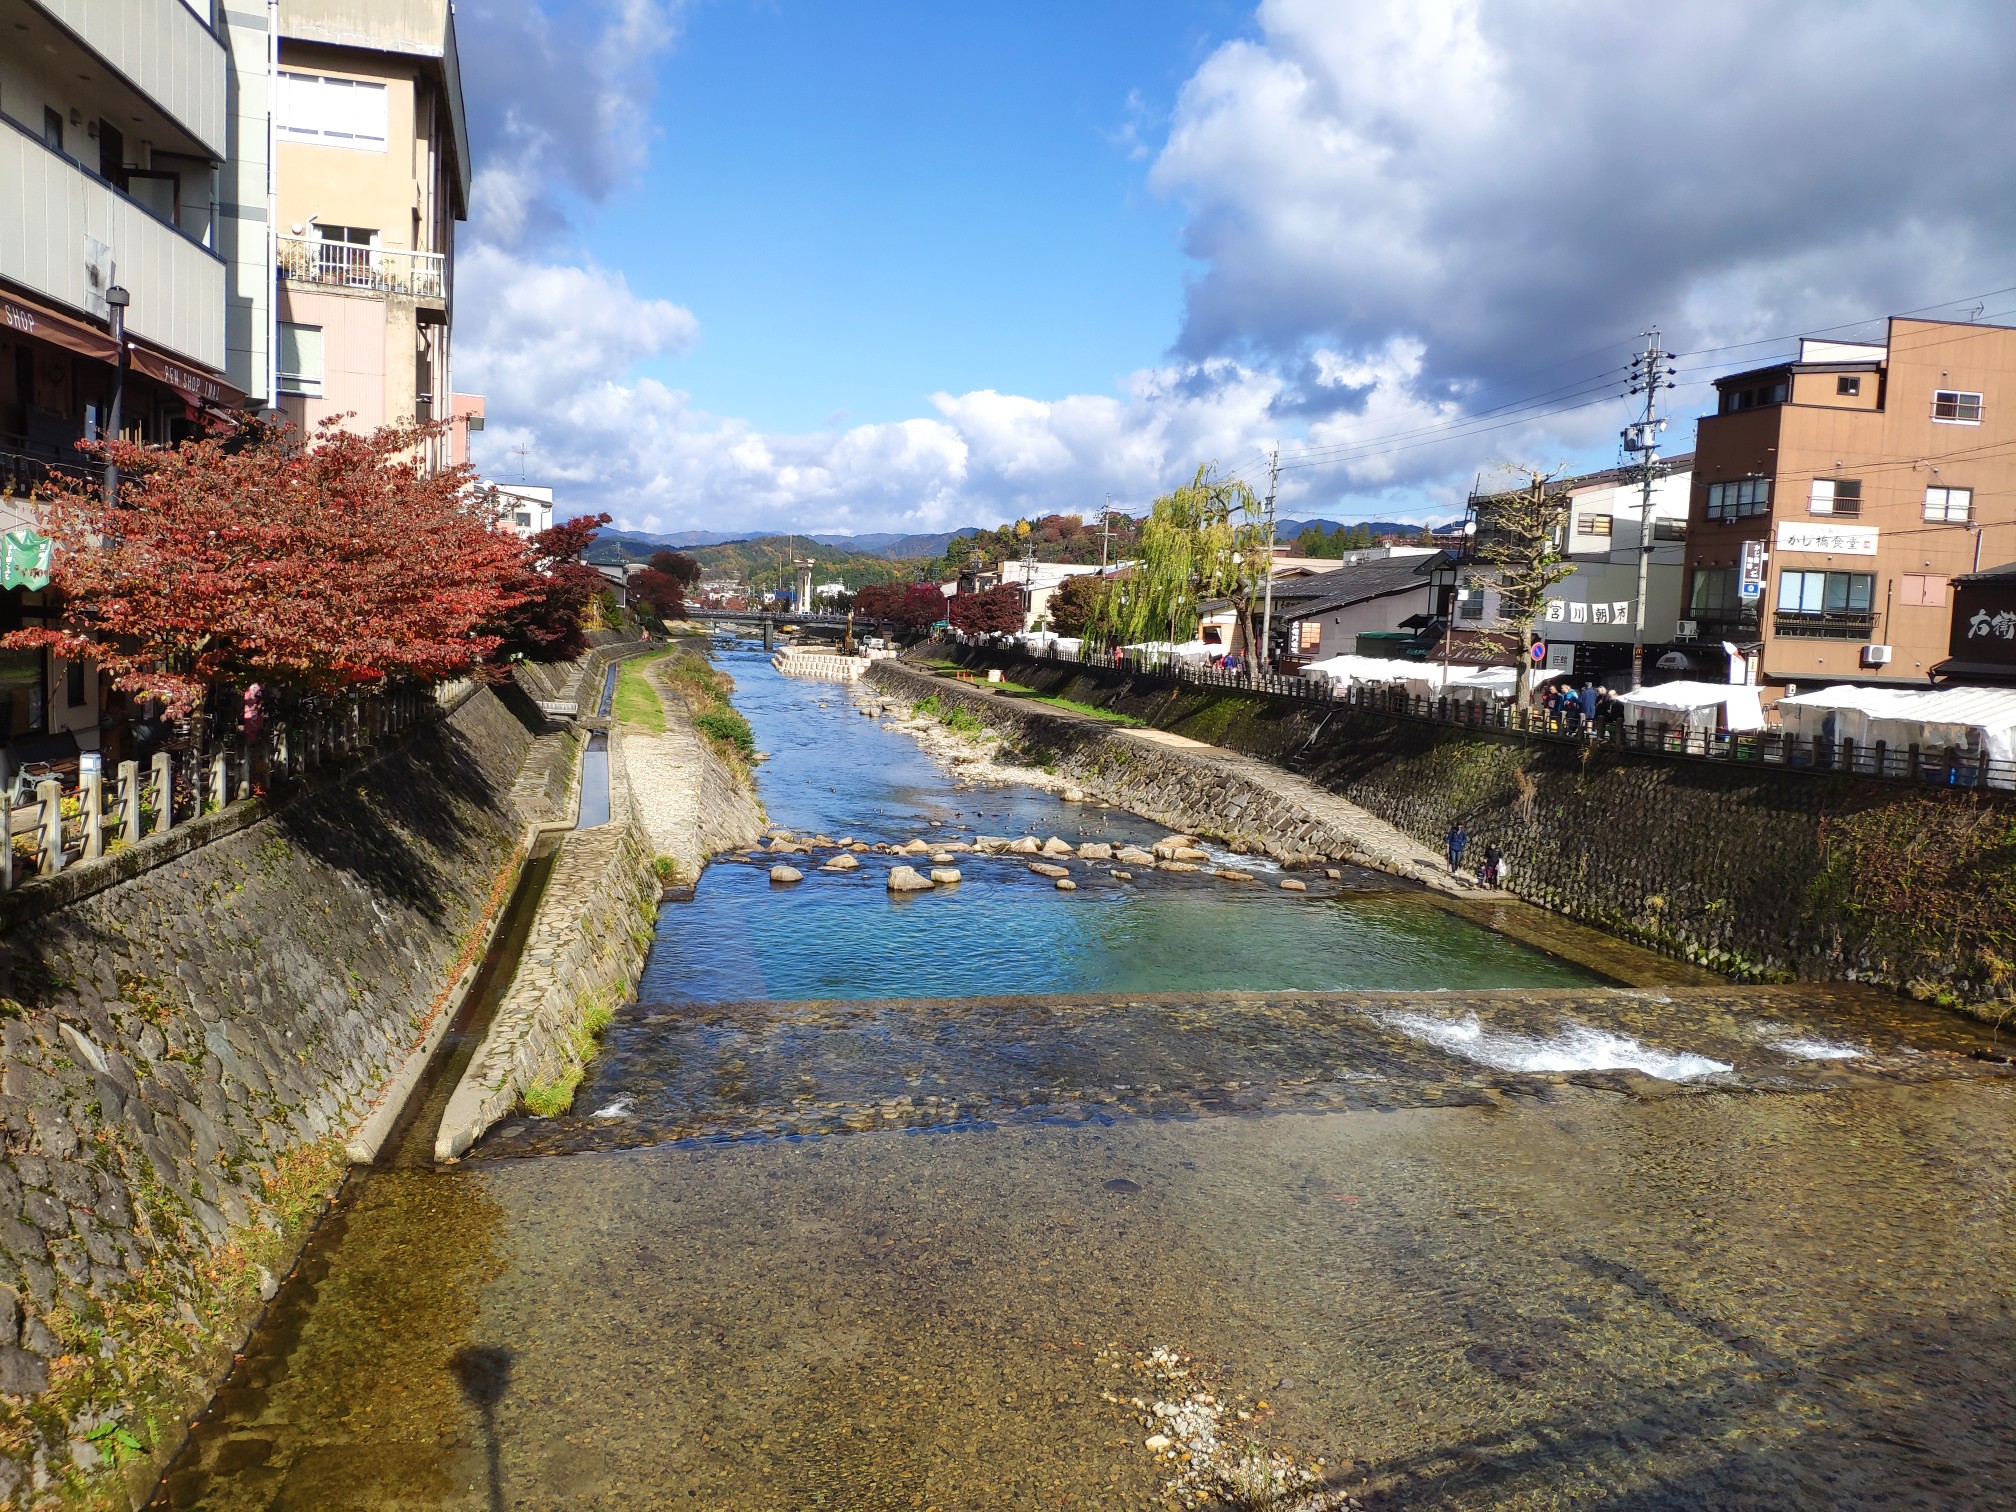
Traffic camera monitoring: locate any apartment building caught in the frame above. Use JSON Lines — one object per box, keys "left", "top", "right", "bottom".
{"left": 1681, "top": 318, "right": 2016, "bottom": 687}
{"left": 0, "top": 0, "right": 265, "bottom": 759}
{"left": 271, "top": 0, "right": 475, "bottom": 470}
{"left": 1457, "top": 459, "right": 1695, "bottom": 679}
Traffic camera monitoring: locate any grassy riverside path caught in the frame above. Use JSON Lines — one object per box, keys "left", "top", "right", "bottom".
{"left": 615, "top": 644, "right": 764, "bottom": 887}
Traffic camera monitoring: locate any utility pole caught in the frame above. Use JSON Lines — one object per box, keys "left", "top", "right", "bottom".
{"left": 1624, "top": 330, "right": 1677, "bottom": 689}
{"left": 1257, "top": 449, "right": 1280, "bottom": 672}
{"left": 1098, "top": 495, "right": 1115, "bottom": 569}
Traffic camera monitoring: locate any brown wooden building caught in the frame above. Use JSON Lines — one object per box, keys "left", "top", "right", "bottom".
{"left": 1681, "top": 317, "right": 2016, "bottom": 687}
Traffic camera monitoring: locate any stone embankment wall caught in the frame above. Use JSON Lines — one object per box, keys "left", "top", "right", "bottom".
{"left": 889, "top": 650, "right": 2016, "bottom": 1009}
{"left": 0, "top": 677, "right": 556, "bottom": 1508}
{"left": 434, "top": 734, "right": 659, "bottom": 1159}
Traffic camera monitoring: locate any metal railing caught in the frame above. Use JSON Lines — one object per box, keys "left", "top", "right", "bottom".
{"left": 934, "top": 639, "right": 2016, "bottom": 792}
{"left": 0, "top": 686, "right": 439, "bottom": 892}
{"left": 277, "top": 235, "right": 446, "bottom": 299}
{"left": 1, "top": 442, "right": 93, "bottom": 497}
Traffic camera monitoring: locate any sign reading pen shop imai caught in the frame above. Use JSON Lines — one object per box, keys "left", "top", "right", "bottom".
{"left": 1775, "top": 521, "right": 1878, "bottom": 556}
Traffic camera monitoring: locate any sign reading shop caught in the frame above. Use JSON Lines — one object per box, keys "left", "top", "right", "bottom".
{"left": 1775, "top": 521, "right": 1879, "bottom": 556}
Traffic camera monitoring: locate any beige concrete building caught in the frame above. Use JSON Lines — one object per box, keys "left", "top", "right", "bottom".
{"left": 1683, "top": 319, "right": 2016, "bottom": 687}
{"left": 272, "top": 0, "right": 473, "bottom": 470}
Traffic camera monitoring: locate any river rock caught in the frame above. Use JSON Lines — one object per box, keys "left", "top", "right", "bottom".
{"left": 769, "top": 865, "right": 804, "bottom": 884}
{"left": 887, "top": 866, "right": 934, "bottom": 892}
{"left": 1325, "top": 868, "right": 1343, "bottom": 880}
{"left": 1028, "top": 862, "right": 1071, "bottom": 878}
{"left": 1062, "top": 786, "right": 1086, "bottom": 802}
{"left": 822, "top": 854, "right": 861, "bottom": 871}
{"left": 1279, "top": 878, "right": 1308, "bottom": 892}
{"left": 929, "top": 867, "right": 963, "bottom": 885}
{"left": 1041, "top": 836, "right": 1074, "bottom": 856}
{"left": 900, "top": 839, "right": 933, "bottom": 855}
{"left": 1115, "top": 846, "right": 1156, "bottom": 866}
{"left": 973, "top": 836, "right": 1009, "bottom": 853}
{"left": 930, "top": 852, "right": 956, "bottom": 865}
{"left": 1215, "top": 868, "right": 1258, "bottom": 883}
{"left": 1173, "top": 846, "right": 1212, "bottom": 863}
{"left": 1158, "top": 860, "right": 1199, "bottom": 873}
{"left": 1076, "top": 842, "right": 1113, "bottom": 860}
{"left": 1054, "top": 877, "right": 1078, "bottom": 891}
{"left": 1112, "top": 870, "right": 1134, "bottom": 881}
{"left": 1008, "top": 837, "right": 1042, "bottom": 854}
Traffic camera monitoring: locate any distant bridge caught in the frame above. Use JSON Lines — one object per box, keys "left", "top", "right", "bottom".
{"left": 686, "top": 609, "right": 853, "bottom": 648}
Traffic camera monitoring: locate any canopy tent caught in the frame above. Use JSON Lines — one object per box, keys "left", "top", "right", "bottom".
{"left": 1011, "top": 633, "right": 1082, "bottom": 659}
{"left": 1398, "top": 665, "right": 1567, "bottom": 702}
{"left": 1777, "top": 684, "right": 2016, "bottom": 771}
{"left": 1613, "top": 680, "right": 1767, "bottom": 734}
{"left": 1122, "top": 639, "right": 1217, "bottom": 664}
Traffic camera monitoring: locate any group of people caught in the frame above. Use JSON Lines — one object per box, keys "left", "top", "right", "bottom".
{"left": 1442, "top": 822, "right": 1505, "bottom": 888}
{"left": 1538, "top": 679, "right": 1624, "bottom": 733}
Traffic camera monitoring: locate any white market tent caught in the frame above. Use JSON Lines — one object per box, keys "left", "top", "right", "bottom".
{"left": 1300, "top": 653, "right": 1421, "bottom": 687}
{"left": 1398, "top": 665, "right": 1569, "bottom": 702}
{"left": 1613, "top": 680, "right": 1767, "bottom": 734}
{"left": 1777, "top": 684, "right": 2016, "bottom": 770}
{"left": 1123, "top": 639, "right": 1217, "bottom": 664}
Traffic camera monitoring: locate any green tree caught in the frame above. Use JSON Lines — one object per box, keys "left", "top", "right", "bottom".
{"left": 1095, "top": 466, "right": 1260, "bottom": 650}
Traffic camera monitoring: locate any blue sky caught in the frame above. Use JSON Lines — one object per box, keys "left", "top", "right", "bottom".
{"left": 452, "top": 1, "right": 2016, "bottom": 538}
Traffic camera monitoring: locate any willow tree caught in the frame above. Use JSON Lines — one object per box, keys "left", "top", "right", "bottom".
{"left": 1096, "top": 466, "right": 1260, "bottom": 652}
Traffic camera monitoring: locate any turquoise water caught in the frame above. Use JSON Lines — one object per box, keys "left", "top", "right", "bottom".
{"left": 639, "top": 640, "right": 1596, "bottom": 1001}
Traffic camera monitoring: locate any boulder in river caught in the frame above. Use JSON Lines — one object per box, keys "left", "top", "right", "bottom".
{"left": 1115, "top": 846, "right": 1155, "bottom": 866}
{"left": 973, "top": 836, "right": 1009, "bottom": 853}
{"left": 930, "top": 852, "right": 956, "bottom": 865}
{"left": 929, "top": 867, "right": 963, "bottom": 885}
{"left": 900, "top": 839, "right": 933, "bottom": 855}
{"left": 1157, "top": 860, "right": 1200, "bottom": 873}
{"left": 822, "top": 854, "right": 861, "bottom": 872}
{"left": 1061, "top": 786, "right": 1086, "bottom": 802}
{"left": 1112, "top": 870, "right": 1134, "bottom": 882}
{"left": 1028, "top": 862, "right": 1071, "bottom": 878}
{"left": 1214, "top": 868, "right": 1258, "bottom": 883}
{"left": 1172, "top": 846, "right": 1212, "bottom": 863}
{"left": 769, "top": 865, "right": 804, "bottom": 884}
{"left": 886, "top": 866, "right": 934, "bottom": 892}
{"left": 1008, "top": 837, "right": 1042, "bottom": 854}
{"left": 1054, "top": 877, "right": 1078, "bottom": 891}
{"left": 1041, "top": 836, "right": 1074, "bottom": 856}
{"left": 1279, "top": 878, "right": 1308, "bottom": 892}
{"left": 1325, "top": 868, "right": 1343, "bottom": 880}
{"left": 1076, "top": 842, "right": 1113, "bottom": 860}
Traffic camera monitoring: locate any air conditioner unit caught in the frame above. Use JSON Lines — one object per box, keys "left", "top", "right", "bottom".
{"left": 1674, "top": 619, "right": 1698, "bottom": 640}
{"left": 1862, "top": 643, "right": 1893, "bottom": 667}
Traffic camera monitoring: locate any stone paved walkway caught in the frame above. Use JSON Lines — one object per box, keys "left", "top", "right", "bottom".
{"left": 619, "top": 655, "right": 763, "bottom": 882}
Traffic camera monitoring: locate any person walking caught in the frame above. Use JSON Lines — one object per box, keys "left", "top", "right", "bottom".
{"left": 1446, "top": 821, "right": 1469, "bottom": 874}
{"left": 1481, "top": 841, "right": 1503, "bottom": 888}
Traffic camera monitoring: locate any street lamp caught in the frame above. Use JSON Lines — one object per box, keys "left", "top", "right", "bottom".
{"left": 103, "top": 285, "right": 130, "bottom": 506}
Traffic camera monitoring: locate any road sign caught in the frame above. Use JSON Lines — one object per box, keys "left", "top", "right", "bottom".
{"left": 1529, "top": 640, "right": 1547, "bottom": 664}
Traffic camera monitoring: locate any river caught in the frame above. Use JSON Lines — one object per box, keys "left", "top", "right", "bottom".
{"left": 153, "top": 640, "right": 2016, "bottom": 1511}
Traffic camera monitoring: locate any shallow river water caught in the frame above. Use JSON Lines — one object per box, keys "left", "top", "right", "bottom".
{"left": 155, "top": 642, "right": 2016, "bottom": 1511}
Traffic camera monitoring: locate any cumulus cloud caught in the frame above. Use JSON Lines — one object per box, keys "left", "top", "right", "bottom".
{"left": 454, "top": 0, "right": 2016, "bottom": 535}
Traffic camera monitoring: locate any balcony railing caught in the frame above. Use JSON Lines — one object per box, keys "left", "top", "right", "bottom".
{"left": 278, "top": 236, "right": 446, "bottom": 299}
{"left": 1771, "top": 611, "right": 1878, "bottom": 641}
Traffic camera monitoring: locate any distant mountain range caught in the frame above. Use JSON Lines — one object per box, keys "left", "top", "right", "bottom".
{"left": 586, "top": 519, "right": 1456, "bottom": 569}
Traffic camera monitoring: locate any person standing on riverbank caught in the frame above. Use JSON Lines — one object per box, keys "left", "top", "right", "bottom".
{"left": 1446, "top": 821, "right": 1469, "bottom": 873}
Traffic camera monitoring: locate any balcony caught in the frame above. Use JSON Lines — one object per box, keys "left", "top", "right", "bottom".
{"left": 13, "top": 0, "right": 227, "bottom": 158}
{"left": 278, "top": 236, "right": 446, "bottom": 301}
{"left": 0, "top": 116, "right": 225, "bottom": 371}
{"left": 1772, "top": 611, "right": 1879, "bottom": 641}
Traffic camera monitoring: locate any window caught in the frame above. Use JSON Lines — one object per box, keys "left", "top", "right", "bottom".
{"left": 1688, "top": 568, "right": 1739, "bottom": 616}
{"left": 277, "top": 71, "right": 389, "bottom": 150}
{"left": 1777, "top": 570, "right": 1874, "bottom": 616}
{"left": 65, "top": 660, "right": 86, "bottom": 708}
{"left": 1899, "top": 574, "right": 1949, "bottom": 608}
{"left": 1579, "top": 513, "right": 1613, "bottom": 537}
{"left": 1721, "top": 380, "right": 1788, "bottom": 413}
{"left": 277, "top": 322, "right": 324, "bottom": 396}
{"left": 1705, "top": 478, "right": 1772, "bottom": 521}
{"left": 1652, "top": 519, "right": 1688, "bottom": 543}
{"left": 1809, "top": 479, "right": 1862, "bottom": 517}
{"left": 1457, "top": 588, "right": 1485, "bottom": 620}
{"left": 309, "top": 224, "right": 379, "bottom": 285}
{"left": 1932, "top": 390, "right": 1983, "bottom": 424}
{"left": 1924, "top": 486, "right": 1973, "bottom": 523}
{"left": 513, "top": 511, "right": 533, "bottom": 528}
{"left": 42, "top": 107, "right": 63, "bottom": 154}
{"left": 1836, "top": 375, "right": 1861, "bottom": 397}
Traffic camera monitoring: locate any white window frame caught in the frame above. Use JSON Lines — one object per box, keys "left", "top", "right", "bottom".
{"left": 276, "top": 322, "right": 324, "bottom": 397}
{"left": 1924, "top": 486, "right": 1973, "bottom": 523}
{"left": 278, "top": 71, "right": 389, "bottom": 152}
{"left": 1579, "top": 513, "right": 1613, "bottom": 538}
{"left": 1932, "top": 390, "right": 1983, "bottom": 425}
{"left": 1808, "top": 479, "right": 1862, "bottom": 517}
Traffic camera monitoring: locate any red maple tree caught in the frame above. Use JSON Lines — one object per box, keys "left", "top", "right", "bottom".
{"left": 630, "top": 549, "right": 701, "bottom": 619}
{"left": 7, "top": 418, "right": 531, "bottom": 714}
{"left": 947, "top": 583, "right": 1026, "bottom": 635}
{"left": 490, "top": 512, "right": 612, "bottom": 663}
{"left": 855, "top": 582, "right": 949, "bottom": 634}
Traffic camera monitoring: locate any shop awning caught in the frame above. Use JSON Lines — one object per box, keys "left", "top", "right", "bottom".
{"left": 0, "top": 288, "right": 117, "bottom": 363}
{"left": 2, "top": 283, "right": 244, "bottom": 413}
{"left": 126, "top": 342, "right": 247, "bottom": 411}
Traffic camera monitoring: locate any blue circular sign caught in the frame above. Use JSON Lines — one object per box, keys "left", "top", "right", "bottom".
{"left": 1529, "top": 640, "right": 1547, "bottom": 664}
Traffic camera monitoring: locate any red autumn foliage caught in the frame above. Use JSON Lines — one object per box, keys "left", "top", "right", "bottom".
{"left": 490, "top": 512, "right": 612, "bottom": 663}
{"left": 630, "top": 549, "right": 701, "bottom": 619}
{"left": 946, "top": 582, "right": 1026, "bottom": 635}
{"left": 6, "top": 418, "right": 531, "bottom": 715}
{"left": 855, "top": 581, "right": 948, "bottom": 633}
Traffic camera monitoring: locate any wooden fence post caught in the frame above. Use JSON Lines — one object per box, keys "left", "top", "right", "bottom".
{"left": 0, "top": 791, "right": 11, "bottom": 892}
{"left": 150, "top": 752, "right": 173, "bottom": 836}
{"left": 36, "top": 779, "right": 62, "bottom": 876}
{"left": 117, "top": 759, "right": 140, "bottom": 844}
{"left": 81, "top": 771, "right": 103, "bottom": 861}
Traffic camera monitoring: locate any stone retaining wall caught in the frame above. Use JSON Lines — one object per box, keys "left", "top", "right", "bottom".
{"left": 909, "top": 648, "right": 2016, "bottom": 1007}
{"left": 433, "top": 735, "right": 660, "bottom": 1159}
{"left": 0, "top": 681, "right": 547, "bottom": 1507}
